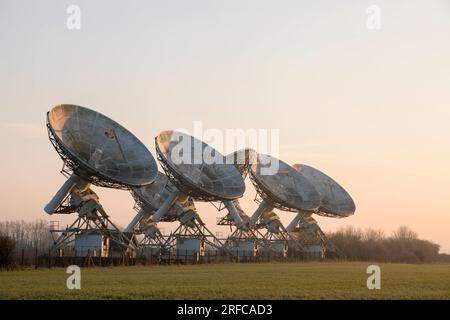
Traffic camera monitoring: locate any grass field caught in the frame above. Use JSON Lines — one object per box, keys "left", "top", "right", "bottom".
{"left": 1, "top": 262, "right": 449, "bottom": 299}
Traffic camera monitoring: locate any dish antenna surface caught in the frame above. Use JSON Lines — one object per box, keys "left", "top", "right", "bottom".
{"left": 248, "top": 154, "right": 321, "bottom": 227}
{"left": 44, "top": 104, "right": 158, "bottom": 214}
{"left": 292, "top": 164, "right": 356, "bottom": 218}
{"left": 151, "top": 131, "right": 246, "bottom": 226}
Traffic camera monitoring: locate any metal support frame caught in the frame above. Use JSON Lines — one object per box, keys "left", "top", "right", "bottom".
{"left": 49, "top": 186, "right": 135, "bottom": 254}
{"left": 293, "top": 225, "right": 340, "bottom": 256}
{"left": 51, "top": 212, "right": 134, "bottom": 252}
{"left": 216, "top": 215, "right": 234, "bottom": 226}
{"left": 260, "top": 231, "right": 288, "bottom": 256}
{"left": 133, "top": 208, "right": 167, "bottom": 250}
{"left": 259, "top": 225, "right": 304, "bottom": 255}
{"left": 221, "top": 226, "right": 265, "bottom": 253}
{"left": 140, "top": 232, "right": 166, "bottom": 248}
{"left": 161, "top": 216, "right": 224, "bottom": 253}
{"left": 287, "top": 217, "right": 342, "bottom": 257}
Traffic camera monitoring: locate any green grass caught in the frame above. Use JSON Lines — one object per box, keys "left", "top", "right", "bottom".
{"left": 1, "top": 262, "right": 449, "bottom": 299}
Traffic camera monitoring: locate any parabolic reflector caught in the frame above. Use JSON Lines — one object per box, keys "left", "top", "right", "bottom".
{"left": 293, "top": 164, "right": 355, "bottom": 217}
{"left": 47, "top": 104, "right": 158, "bottom": 188}
{"left": 250, "top": 154, "right": 321, "bottom": 212}
{"left": 155, "top": 130, "right": 245, "bottom": 201}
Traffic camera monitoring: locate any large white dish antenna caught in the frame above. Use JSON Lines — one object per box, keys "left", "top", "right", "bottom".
{"left": 250, "top": 154, "right": 321, "bottom": 211}
{"left": 44, "top": 104, "right": 158, "bottom": 214}
{"left": 156, "top": 131, "right": 245, "bottom": 201}
{"left": 293, "top": 164, "right": 355, "bottom": 218}
{"left": 151, "top": 130, "right": 246, "bottom": 225}
{"left": 247, "top": 154, "right": 321, "bottom": 227}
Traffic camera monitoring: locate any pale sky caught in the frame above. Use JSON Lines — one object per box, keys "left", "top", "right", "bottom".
{"left": 1, "top": 1, "right": 449, "bottom": 252}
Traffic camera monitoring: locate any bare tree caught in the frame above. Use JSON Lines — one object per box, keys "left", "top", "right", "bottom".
{"left": 393, "top": 226, "right": 418, "bottom": 240}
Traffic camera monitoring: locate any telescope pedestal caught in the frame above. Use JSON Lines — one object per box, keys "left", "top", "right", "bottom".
{"left": 137, "top": 223, "right": 166, "bottom": 257}
{"left": 260, "top": 231, "right": 288, "bottom": 257}
{"left": 50, "top": 189, "right": 134, "bottom": 257}
{"left": 222, "top": 228, "right": 264, "bottom": 257}
{"left": 162, "top": 214, "right": 223, "bottom": 255}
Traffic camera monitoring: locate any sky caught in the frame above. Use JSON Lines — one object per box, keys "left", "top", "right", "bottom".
{"left": 1, "top": 0, "right": 449, "bottom": 252}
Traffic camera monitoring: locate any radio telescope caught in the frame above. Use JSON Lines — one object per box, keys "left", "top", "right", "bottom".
{"left": 44, "top": 104, "right": 158, "bottom": 253}
{"left": 248, "top": 154, "right": 322, "bottom": 255}
{"left": 150, "top": 131, "right": 246, "bottom": 257}
{"left": 125, "top": 171, "right": 222, "bottom": 256}
{"left": 287, "top": 164, "right": 356, "bottom": 257}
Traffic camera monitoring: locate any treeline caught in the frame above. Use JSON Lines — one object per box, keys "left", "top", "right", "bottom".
{"left": 0, "top": 220, "right": 55, "bottom": 267}
{"left": 327, "top": 226, "right": 447, "bottom": 263}
{"left": 0, "top": 220, "right": 54, "bottom": 252}
{"left": 1, "top": 220, "right": 449, "bottom": 266}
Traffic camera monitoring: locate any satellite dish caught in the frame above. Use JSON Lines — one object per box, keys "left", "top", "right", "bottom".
{"left": 44, "top": 104, "right": 158, "bottom": 214}
{"left": 152, "top": 130, "right": 246, "bottom": 225}
{"left": 292, "top": 164, "right": 356, "bottom": 218}
{"left": 156, "top": 131, "right": 245, "bottom": 200}
{"left": 248, "top": 154, "right": 321, "bottom": 226}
